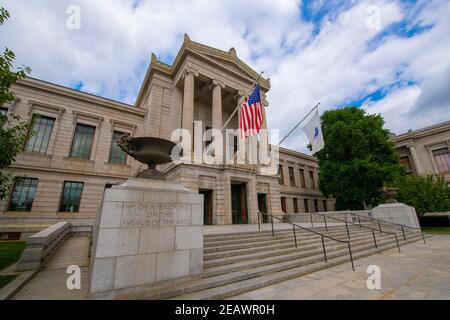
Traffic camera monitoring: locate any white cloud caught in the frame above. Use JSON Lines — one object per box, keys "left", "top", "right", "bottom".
{"left": 0, "top": 0, "right": 449, "bottom": 154}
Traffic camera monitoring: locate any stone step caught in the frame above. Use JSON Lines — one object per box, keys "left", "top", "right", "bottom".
{"left": 139, "top": 231, "right": 426, "bottom": 300}
{"left": 203, "top": 227, "right": 371, "bottom": 253}
{"left": 203, "top": 230, "right": 394, "bottom": 269}
{"left": 203, "top": 233, "right": 398, "bottom": 277}
{"left": 204, "top": 226, "right": 339, "bottom": 242}
{"left": 166, "top": 234, "right": 426, "bottom": 300}
{"left": 203, "top": 230, "right": 377, "bottom": 261}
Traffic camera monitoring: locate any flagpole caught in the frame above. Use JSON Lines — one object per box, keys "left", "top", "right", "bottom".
{"left": 220, "top": 71, "right": 264, "bottom": 133}
{"left": 204, "top": 71, "right": 264, "bottom": 155}
{"left": 278, "top": 102, "right": 320, "bottom": 146}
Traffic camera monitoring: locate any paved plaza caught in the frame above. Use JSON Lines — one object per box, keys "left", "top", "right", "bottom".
{"left": 229, "top": 235, "right": 450, "bottom": 300}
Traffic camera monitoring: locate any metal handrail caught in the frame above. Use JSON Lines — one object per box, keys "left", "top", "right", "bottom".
{"left": 346, "top": 212, "right": 426, "bottom": 244}
{"left": 258, "top": 211, "right": 355, "bottom": 271}
{"left": 310, "top": 212, "right": 401, "bottom": 253}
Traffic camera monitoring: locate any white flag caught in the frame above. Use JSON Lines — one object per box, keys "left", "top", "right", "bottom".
{"left": 302, "top": 108, "right": 324, "bottom": 154}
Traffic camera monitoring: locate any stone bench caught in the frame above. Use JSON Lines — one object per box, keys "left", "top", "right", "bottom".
{"left": 16, "top": 221, "right": 71, "bottom": 272}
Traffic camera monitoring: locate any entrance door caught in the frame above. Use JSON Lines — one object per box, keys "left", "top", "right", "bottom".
{"left": 257, "top": 193, "right": 268, "bottom": 223}
{"left": 199, "top": 189, "right": 213, "bottom": 225}
{"left": 231, "top": 183, "right": 248, "bottom": 224}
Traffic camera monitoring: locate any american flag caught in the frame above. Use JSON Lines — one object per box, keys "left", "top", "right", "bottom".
{"left": 239, "top": 83, "right": 264, "bottom": 138}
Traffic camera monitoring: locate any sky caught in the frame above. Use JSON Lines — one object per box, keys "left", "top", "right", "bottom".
{"left": 0, "top": 0, "right": 449, "bottom": 154}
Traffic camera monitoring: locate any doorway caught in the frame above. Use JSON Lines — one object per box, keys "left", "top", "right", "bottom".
{"left": 231, "top": 182, "right": 248, "bottom": 224}
{"left": 257, "top": 193, "right": 268, "bottom": 223}
{"left": 199, "top": 189, "right": 213, "bottom": 225}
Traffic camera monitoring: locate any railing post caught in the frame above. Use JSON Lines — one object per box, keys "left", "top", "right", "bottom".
{"left": 323, "top": 215, "right": 328, "bottom": 232}
{"left": 271, "top": 215, "right": 274, "bottom": 237}
{"left": 358, "top": 215, "right": 361, "bottom": 228}
{"left": 421, "top": 229, "right": 426, "bottom": 244}
{"left": 293, "top": 225, "right": 298, "bottom": 248}
{"left": 401, "top": 226, "right": 406, "bottom": 241}
{"left": 321, "top": 236, "right": 327, "bottom": 262}
{"left": 347, "top": 242, "right": 355, "bottom": 271}
{"left": 395, "top": 234, "right": 401, "bottom": 253}
{"left": 345, "top": 220, "right": 350, "bottom": 239}
{"left": 378, "top": 220, "right": 382, "bottom": 234}
{"left": 310, "top": 213, "right": 314, "bottom": 228}
{"left": 372, "top": 230, "right": 378, "bottom": 249}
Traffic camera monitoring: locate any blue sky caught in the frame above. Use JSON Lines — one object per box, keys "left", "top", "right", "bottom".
{"left": 0, "top": 0, "right": 449, "bottom": 153}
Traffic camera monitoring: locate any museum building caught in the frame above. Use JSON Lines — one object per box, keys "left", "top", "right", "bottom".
{"left": 0, "top": 35, "right": 334, "bottom": 234}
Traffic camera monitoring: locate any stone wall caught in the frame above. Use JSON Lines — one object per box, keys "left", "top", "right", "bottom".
{"left": 89, "top": 179, "right": 203, "bottom": 299}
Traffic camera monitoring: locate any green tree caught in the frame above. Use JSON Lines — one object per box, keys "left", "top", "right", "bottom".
{"left": 316, "top": 106, "right": 404, "bottom": 210}
{"left": 392, "top": 175, "right": 450, "bottom": 216}
{"left": 0, "top": 7, "right": 32, "bottom": 199}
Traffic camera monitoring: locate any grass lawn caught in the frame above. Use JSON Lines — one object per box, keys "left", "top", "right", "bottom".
{"left": 422, "top": 227, "right": 450, "bottom": 234}
{"left": 0, "top": 274, "right": 19, "bottom": 290}
{"left": 0, "top": 241, "right": 26, "bottom": 271}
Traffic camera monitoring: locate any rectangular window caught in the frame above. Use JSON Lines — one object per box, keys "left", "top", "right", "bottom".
{"left": 25, "top": 115, "right": 55, "bottom": 153}
{"left": 109, "top": 131, "right": 128, "bottom": 164}
{"left": 309, "top": 170, "right": 315, "bottom": 189}
{"left": 299, "top": 169, "right": 305, "bottom": 188}
{"left": 304, "top": 199, "right": 309, "bottom": 213}
{"left": 281, "top": 197, "right": 287, "bottom": 213}
{"left": 278, "top": 165, "right": 284, "bottom": 185}
{"left": 432, "top": 148, "right": 450, "bottom": 173}
{"left": 323, "top": 200, "right": 328, "bottom": 212}
{"left": 0, "top": 107, "right": 8, "bottom": 116}
{"left": 59, "top": 181, "right": 84, "bottom": 212}
{"left": 70, "top": 123, "right": 95, "bottom": 159}
{"left": 314, "top": 199, "right": 319, "bottom": 212}
{"left": 293, "top": 198, "right": 299, "bottom": 213}
{"left": 8, "top": 178, "right": 38, "bottom": 211}
{"left": 289, "top": 167, "right": 295, "bottom": 186}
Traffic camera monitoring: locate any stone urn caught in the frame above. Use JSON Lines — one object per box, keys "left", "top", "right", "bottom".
{"left": 116, "top": 135, "right": 176, "bottom": 180}
{"left": 383, "top": 187, "right": 399, "bottom": 203}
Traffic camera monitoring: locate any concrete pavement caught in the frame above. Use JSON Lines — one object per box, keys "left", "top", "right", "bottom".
{"left": 229, "top": 235, "right": 450, "bottom": 300}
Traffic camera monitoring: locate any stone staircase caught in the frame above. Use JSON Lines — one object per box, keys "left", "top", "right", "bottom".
{"left": 137, "top": 224, "right": 426, "bottom": 300}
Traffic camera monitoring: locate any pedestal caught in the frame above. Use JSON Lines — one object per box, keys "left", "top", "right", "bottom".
{"left": 371, "top": 202, "right": 420, "bottom": 228}
{"left": 89, "top": 178, "right": 203, "bottom": 299}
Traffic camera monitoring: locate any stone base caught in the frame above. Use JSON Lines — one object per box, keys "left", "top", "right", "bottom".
{"left": 371, "top": 202, "right": 420, "bottom": 228}
{"left": 89, "top": 178, "right": 203, "bottom": 300}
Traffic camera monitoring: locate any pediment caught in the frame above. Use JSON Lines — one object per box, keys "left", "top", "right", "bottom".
{"left": 186, "top": 46, "right": 270, "bottom": 89}
{"left": 193, "top": 49, "right": 255, "bottom": 77}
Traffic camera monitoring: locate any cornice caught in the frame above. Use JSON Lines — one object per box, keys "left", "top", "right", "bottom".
{"left": 392, "top": 120, "right": 450, "bottom": 142}
{"left": 16, "top": 78, "right": 146, "bottom": 117}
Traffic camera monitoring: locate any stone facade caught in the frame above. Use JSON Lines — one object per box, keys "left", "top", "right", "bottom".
{"left": 89, "top": 179, "right": 203, "bottom": 299}
{"left": 392, "top": 120, "right": 450, "bottom": 181}
{"left": 1, "top": 34, "right": 334, "bottom": 233}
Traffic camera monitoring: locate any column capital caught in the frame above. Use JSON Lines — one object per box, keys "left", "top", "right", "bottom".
{"left": 182, "top": 67, "right": 199, "bottom": 79}
{"left": 234, "top": 90, "right": 245, "bottom": 101}
{"left": 211, "top": 79, "right": 225, "bottom": 89}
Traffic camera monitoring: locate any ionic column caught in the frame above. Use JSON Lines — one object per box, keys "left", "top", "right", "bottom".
{"left": 261, "top": 100, "right": 269, "bottom": 130}
{"left": 407, "top": 144, "right": 423, "bottom": 175}
{"left": 235, "top": 91, "right": 246, "bottom": 164}
{"left": 182, "top": 70, "right": 197, "bottom": 140}
{"left": 211, "top": 79, "right": 225, "bottom": 131}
